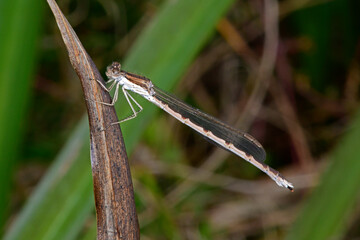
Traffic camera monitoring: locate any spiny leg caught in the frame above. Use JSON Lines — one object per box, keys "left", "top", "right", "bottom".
{"left": 86, "top": 81, "right": 121, "bottom": 106}
{"left": 124, "top": 88, "right": 143, "bottom": 114}
{"left": 100, "top": 88, "right": 144, "bottom": 131}
{"left": 88, "top": 83, "right": 143, "bottom": 131}
{"left": 109, "top": 87, "right": 143, "bottom": 125}
{"left": 96, "top": 79, "right": 112, "bottom": 92}
{"left": 107, "top": 79, "right": 117, "bottom": 91}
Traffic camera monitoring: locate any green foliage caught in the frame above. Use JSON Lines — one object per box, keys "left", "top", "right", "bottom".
{"left": 285, "top": 1, "right": 360, "bottom": 239}
{"left": 286, "top": 110, "right": 360, "bottom": 239}
{"left": 0, "top": 0, "right": 43, "bottom": 234}
{"left": 4, "top": 120, "right": 94, "bottom": 240}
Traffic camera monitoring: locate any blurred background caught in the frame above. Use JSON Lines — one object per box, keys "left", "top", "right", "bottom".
{"left": 1, "top": 0, "right": 360, "bottom": 239}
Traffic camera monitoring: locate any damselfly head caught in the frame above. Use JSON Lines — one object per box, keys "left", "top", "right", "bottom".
{"left": 106, "top": 62, "right": 122, "bottom": 78}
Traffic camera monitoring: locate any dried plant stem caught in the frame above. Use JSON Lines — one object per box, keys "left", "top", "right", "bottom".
{"left": 47, "top": 0, "right": 139, "bottom": 239}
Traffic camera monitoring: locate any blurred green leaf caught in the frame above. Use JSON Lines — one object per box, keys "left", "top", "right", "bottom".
{"left": 138, "top": 173, "right": 182, "bottom": 239}
{"left": 4, "top": 0, "right": 235, "bottom": 239}
{"left": 78, "top": 221, "right": 97, "bottom": 240}
{"left": 286, "top": 110, "right": 360, "bottom": 239}
{"left": 0, "top": 0, "right": 43, "bottom": 235}
{"left": 4, "top": 119, "right": 94, "bottom": 240}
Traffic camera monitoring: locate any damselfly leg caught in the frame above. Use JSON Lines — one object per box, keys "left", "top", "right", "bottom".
{"left": 108, "top": 87, "right": 143, "bottom": 126}
{"left": 88, "top": 78, "right": 143, "bottom": 125}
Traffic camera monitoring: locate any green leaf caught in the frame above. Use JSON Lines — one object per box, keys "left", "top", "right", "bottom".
{"left": 4, "top": 120, "right": 94, "bottom": 240}
{"left": 0, "top": 0, "right": 43, "bottom": 235}
{"left": 286, "top": 110, "right": 360, "bottom": 240}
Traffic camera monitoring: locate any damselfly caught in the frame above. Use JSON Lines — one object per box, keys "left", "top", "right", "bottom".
{"left": 96, "top": 62, "right": 293, "bottom": 191}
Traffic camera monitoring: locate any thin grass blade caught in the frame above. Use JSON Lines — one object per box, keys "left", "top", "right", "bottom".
{"left": 286, "top": 110, "right": 360, "bottom": 240}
